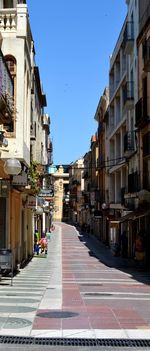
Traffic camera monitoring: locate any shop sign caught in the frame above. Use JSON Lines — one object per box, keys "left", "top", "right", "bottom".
{"left": 38, "top": 189, "right": 54, "bottom": 197}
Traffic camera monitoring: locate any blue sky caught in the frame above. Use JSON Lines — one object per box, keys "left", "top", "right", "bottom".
{"left": 27, "top": 0, "right": 127, "bottom": 165}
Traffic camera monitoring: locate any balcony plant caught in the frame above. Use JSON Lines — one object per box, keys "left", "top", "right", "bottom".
{"left": 28, "top": 161, "right": 42, "bottom": 194}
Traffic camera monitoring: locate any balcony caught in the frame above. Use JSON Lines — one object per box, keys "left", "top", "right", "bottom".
{"left": 139, "top": 2, "right": 150, "bottom": 34}
{"left": 123, "top": 21, "right": 134, "bottom": 54}
{"left": 143, "top": 132, "right": 150, "bottom": 157}
{"left": 0, "top": 49, "right": 14, "bottom": 124}
{"left": 124, "top": 131, "right": 136, "bottom": 157}
{"left": 128, "top": 171, "right": 140, "bottom": 193}
{"left": 123, "top": 81, "right": 134, "bottom": 109}
{"left": 143, "top": 37, "right": 150, "bottom": 72}
{"left": 135, "top": 97, "right": 149, "bottom": 128}
{"left": 0, "top": 6, "right": 32, "bottom": 53}
{"left": 42, "top": 113, "right": 50, "bottom": 130}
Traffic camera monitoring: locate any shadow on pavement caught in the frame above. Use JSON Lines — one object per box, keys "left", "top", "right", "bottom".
{"left": 77, "top": 229, "right": 150, "bottom": 286}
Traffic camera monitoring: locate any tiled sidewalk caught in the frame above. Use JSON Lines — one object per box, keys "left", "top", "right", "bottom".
{"left": 0, "top": 222, "right": 150, "bottom": 339}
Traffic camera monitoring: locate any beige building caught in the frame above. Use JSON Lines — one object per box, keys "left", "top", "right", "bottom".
{"left": 81, "top": 151, "right": 91, "bottom": 229}
{"left": 69, "top": 159, "right": 84, "bottom": 225}
{"left": 52, "top": 165, "right": 69, "bottom": 222}
{"left": 94, "top": 88, "right": 109, "bottom": 244}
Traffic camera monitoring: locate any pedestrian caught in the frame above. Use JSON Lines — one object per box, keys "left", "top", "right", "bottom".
{"left": 34, "top": 231, "right": 39, "bottom": 255}
{"left": 39, "top": 236, "right": 48, "bottom": 254}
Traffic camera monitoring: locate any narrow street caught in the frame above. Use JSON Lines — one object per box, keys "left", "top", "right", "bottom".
{"left": 0, "top": 223, "right": 150, "bottom": 347}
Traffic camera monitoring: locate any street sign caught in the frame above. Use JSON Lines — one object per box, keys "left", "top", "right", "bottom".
{"left": 38, "top": 189, "right": 54, "bottom": 197}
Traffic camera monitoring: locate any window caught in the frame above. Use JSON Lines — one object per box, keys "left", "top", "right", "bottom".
{"left": 4, "top": 0, "right": 13, "bottom": 8}
{"left": 5, "top": 56, "right": 16, "bottom": 80}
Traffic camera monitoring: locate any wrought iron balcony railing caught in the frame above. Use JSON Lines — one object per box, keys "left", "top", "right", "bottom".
{"left": 124, "top": 131, "right": 136, "bottom": 157}
{"left": 123, "top": 21, "right": 134, "bottom": 54}
{"left": 143, "top": 37, "right": 150, "bottom": 71}
{"left": 0, "top": 49, "right": 14, "bottom": 124}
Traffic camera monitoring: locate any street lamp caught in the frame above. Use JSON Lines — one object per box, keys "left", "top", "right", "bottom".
{"left": 102, "top": 202, "right": 108, "bottom": 210}
{"left": 4, "top": 158, "right": 22, "bottom": 176}
{"left": 35, "top": 207, "right": 43, "bottom": 215}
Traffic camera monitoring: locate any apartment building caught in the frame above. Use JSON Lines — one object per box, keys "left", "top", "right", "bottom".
{"left": 89, "top": 134, "right": 99, "bottom": 237}
{"left": 107, "top": 0, "right": 140, "bottom": 255}
{"left": 81, "top": 151, "right": 91, "bottom": 230}
{"left": 94, "top": 88, "right": 109, "bottom": 244}
{"left": 0, "top": 0, "right": 51, "bottom": 268}
{"left": 135, "top": 0, "right": 150, "bottom": 268}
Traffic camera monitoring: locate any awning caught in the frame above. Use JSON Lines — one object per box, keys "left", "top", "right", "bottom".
{"left": 120, "top": 208, "right": 150, "bottom": 222}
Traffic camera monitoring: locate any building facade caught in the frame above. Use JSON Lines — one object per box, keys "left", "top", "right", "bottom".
{"left": 0, "top": 0, "right": 52, "bottom": 268}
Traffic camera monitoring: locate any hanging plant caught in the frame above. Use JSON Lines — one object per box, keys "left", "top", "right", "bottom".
{"left": 28, "top": 161, "right": 41, "bottom": 193}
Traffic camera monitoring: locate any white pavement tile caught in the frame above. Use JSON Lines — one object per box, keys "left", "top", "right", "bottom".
{"left": 39, "top": 299, "right": 62, "bottom": 309}
{"left": 94, "top": 329, "right": 127, "bottom": 339}
{"left": 62, "top": 329, "right": 96, "bottom": 339}
{"left": 31, "top": 329, "right": 63, "bottom": 337}
{"left": 0, "top": 327, "right": 32, "bottom": 336}
{"left": 9, "top": 313, "right": 36, "bottom": 319}
{"left": 125, "top": 329, "right": 150, "bottom": 339}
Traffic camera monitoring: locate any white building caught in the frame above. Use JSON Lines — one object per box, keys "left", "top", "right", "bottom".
{"left": 108, "top": 0, "right": 139, "bottom": 250}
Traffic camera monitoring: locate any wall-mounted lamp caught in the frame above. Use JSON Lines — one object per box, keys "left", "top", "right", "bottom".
{"left": 4, "top": 159, "right": 22, "bottom": 176}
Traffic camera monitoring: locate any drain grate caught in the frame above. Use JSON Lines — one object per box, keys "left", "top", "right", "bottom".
{"left": 0, "top": 336, "right": 150, "bottom": 347}
{"left": 80, "top": 283, "right": 103, "bottom": 286}
{"left": 83, "top": 293, "right": 112, "bottom": 296}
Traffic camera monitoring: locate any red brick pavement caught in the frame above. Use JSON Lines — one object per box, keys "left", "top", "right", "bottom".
{"left": 33, "top": 223, "right": 150, "bottom": 331}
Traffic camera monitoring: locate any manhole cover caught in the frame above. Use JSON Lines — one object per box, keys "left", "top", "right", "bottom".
{"left": 2, "top": 317, "right": 32, "bottom": 329}
{"left": 37, "top": 311, "right": 79, "bottom": 318}
{"left": 0, "top": 306, "right": 36, "bottom": 313}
